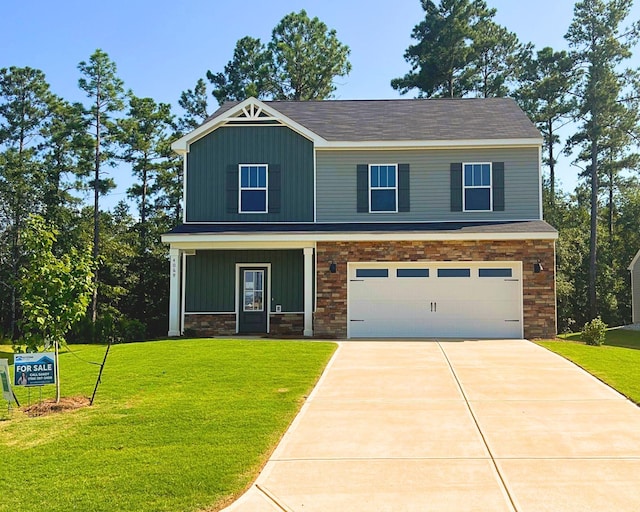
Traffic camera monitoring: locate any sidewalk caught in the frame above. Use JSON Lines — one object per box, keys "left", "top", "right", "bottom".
{"left": 223, "top": 340, "right": 640, "bottom": 511}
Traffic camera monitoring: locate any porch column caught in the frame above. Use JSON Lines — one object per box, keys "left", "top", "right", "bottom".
{"left": 168, "top": 247, "right": 181, "bottom": 336}
{"left": 303, "top": 247, "right": 314, "bottom": 337}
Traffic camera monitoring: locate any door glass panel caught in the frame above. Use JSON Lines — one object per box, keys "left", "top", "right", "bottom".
{"left": 243, "top": 270, "right": 264, "bottom": 311}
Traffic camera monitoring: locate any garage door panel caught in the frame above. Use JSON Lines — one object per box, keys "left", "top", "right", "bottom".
{"left": 348, "top": 263, "right": 522, "bottom": 339}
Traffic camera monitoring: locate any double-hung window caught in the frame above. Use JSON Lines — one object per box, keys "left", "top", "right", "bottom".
{"left": 239, "top": 164, "right": 268, "bottom": 213}
{"left": 463, "top": 163, "right": 492, "bottom": 211}
{"left": 369, "top": 164, "right": 397, "bottom": 212}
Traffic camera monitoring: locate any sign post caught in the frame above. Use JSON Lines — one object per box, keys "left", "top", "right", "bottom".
{"left": 13, "top": 353, "right": 56, "bottom": 387}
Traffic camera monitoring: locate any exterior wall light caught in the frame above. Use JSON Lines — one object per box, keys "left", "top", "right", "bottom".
{"left": 534, "top": 260, "right": 543, "bottom": 273}
{"left": 329, "top": 261, "right": 337, "bottom": 273}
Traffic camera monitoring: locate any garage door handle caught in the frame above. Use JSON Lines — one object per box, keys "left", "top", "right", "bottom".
{"left": 429, "top": 302, "right": 437, "bottom": 312}
{"left": 350, "top": 319, "right": 365, "bottom": 322}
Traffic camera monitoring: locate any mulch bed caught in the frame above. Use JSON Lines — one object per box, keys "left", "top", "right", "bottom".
{"left": 22, "top": 396, "right": 90, "bottom": 416}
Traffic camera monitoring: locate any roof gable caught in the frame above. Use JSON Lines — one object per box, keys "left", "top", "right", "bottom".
{"left": 174, "top": 97, "right": 542, "bottom": 153}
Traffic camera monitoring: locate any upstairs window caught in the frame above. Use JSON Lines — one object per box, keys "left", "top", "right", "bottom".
{"left": 370, "top": 164, "right": 397, "bottom": 213}
{"left": 463, "top": 163, "right": 492, "bottom": 211}
{"left": 239, "top": 164, "right": 268, "bottom": 213}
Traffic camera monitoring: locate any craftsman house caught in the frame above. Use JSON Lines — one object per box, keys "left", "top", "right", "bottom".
{"left": 162, "top": 97, "right": 557, "bottom": 339}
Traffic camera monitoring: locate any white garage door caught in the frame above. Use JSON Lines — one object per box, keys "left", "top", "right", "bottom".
{"left": 348, "top": 262, "right": 522, "bottom": 339}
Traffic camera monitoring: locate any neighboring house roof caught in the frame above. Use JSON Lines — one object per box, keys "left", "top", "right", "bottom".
{"left": 165, "top": 220, "right": 557, "bottom": 237}
{"left": 629, "top": 249, "right": 640, "bottom": 271}
{"left": 173, "top": 97, "right": 542, "bottom": 152}
{"left": 208, "top": 97, "right": 541, "bottom": 142}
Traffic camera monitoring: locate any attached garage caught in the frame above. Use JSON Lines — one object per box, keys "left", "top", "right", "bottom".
{"left": 347, "top": 262, "right": 523, "bottom": 339}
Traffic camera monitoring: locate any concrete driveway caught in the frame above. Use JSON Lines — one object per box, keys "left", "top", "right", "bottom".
{"left": 223, "top": 340, "right": 640, "bottom": 511}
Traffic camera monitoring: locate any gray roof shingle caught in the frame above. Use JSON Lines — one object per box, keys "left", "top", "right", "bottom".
{"left": 208, "top": 98, "right": 541, "bottom": 142}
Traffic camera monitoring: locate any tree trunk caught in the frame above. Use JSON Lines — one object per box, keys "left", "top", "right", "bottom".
{"left": 92, "top": 97, "right": 101, "bottom": 330}
{"left": 589, "top": 137, "right": 598, "bottom": 320}
{"left": 548, "top": 120, "right": 555, "bottom": 210}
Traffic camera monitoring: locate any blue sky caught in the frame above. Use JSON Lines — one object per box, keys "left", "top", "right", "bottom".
{"left": 3, "top": 0, "right": 639, "bottom": 205}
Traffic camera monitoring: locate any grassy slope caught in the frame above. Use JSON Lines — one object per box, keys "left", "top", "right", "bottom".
{"left": 539, "top": 329, "right": 640, "bottom": 404}
{"left": 0, "top": 339, "right": 336, "bottom": 512}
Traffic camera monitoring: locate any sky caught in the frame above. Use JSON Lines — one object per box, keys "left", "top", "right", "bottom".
{"left": 3, "top": 0, "right": 640, "bottom": 207}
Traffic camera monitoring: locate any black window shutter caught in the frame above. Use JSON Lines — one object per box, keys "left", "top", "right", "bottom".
{"left": 398, "top": 163, "right": 410, "bottom": 212}
{"left": 357, "top": 164, "right": 369, "bottom": 213}
{"left": 492, "top": 162, "right": 505, "bottom": 211}
{"left": 450, "top": 163, "right": 463, "bottom": 212}
{"left": 226, "top": 165, "right": 238, "bottom": 214}
{"left": 269, "top": 165, "right": 281, "bottom": 214}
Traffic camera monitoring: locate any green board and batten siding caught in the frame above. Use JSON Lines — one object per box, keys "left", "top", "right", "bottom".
{"left": 316, "top": 147, "right": 540, "bottom": 222}
{"left": 186, "top": 125, "right": 314, "bottom": 222}
{"left": 185, "top": 250, "right": 304, "bottom": 313}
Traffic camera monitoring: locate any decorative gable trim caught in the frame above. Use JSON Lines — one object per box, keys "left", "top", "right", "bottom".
{"left": 171, "top": 98, "right": 326, "bottom": 153}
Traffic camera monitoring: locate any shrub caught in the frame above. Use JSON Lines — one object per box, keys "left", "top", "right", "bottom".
{"left": 582, "top": 317, "right": 607, "bottom": 346}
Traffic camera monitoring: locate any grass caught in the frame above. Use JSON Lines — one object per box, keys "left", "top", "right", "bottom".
{"left": 539, "top": 328, "right": 640, "bottom": 404}
{"left": 0, "top": 339, "right": 336, "bottom": 512}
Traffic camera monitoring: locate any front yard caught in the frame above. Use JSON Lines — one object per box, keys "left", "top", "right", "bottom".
{"left": 539, "top": 328, "right": 640, "bottom": 404}
{"left": 0, "top": 339, "right": 336, "bottom": 512}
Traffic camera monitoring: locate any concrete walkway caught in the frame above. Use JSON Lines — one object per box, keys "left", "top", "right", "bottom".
{"left": 223, "top": 340, "right": 640, "bottom": 511}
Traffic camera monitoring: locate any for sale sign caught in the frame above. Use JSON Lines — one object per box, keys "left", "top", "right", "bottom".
{"left": 14, "top": 353, "right": 56, "bottom": 386}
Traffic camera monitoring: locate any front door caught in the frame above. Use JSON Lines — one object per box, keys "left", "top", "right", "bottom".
{"left": 238, "top": 267, "right": 268, "bottom": 333}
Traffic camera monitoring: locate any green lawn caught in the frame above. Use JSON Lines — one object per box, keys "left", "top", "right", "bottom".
{"left": 0, "top": 339, "right": 336, "bottom": 512}
{"left": 539, "top": 328, "right": 640, "bottom": 404}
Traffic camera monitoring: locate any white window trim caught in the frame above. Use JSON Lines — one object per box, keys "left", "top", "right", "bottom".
{"left": 368, "top": 163, "right": 398, "bottom": 214}
{"left": 238, "top": 164, "right": 269, "bottom": 214}
{"left": 462, "top": 162, "right": 493, "bottom": 213}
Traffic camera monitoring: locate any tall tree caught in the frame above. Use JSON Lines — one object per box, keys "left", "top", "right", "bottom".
{"left": 115, "top": 94, "right": 174, "bottom": 250}
{"left": 565, "top": 0, "right": 639, "bottom": 319}
{"left": 204, "top": 10, "right": 351, "bottom": 105}
{"left": 206, "top": 37, "right": 271, "bottom": 105}
{"left": 392, "top": 0, "right": 493, "bottom": 97}
{"left": 514, "top": 47, "right": 577, "bottom": 208}
{"left": 472, "top": 18, "right": 529, "bottom": 97}
{"left": 177, "top": 78, "right": 211, "bottom": 131}
{"left": 0, "top": 66, "right": 52, "bottom": 337}
{"left": 78, "top": 49, "right": 124, "bottom": 326}
{"left": 267, "top": 10, "right": 352, "bottom": 100}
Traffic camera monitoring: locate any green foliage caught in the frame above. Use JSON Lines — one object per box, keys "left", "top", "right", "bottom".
{"left": 392, "top": 0, "right": 526, "bottom": 98}
{"left": 18, "top": 214, "right": 94, "bottom": 351}
{"left": 205, "top": 10, "right": 351, "bottom": 104}
{"left": 268, "top": 10, "right": 352, "bottom": 100}
{"left": 1, "top": 339, "right": 336, "bottom": 512}
{"left": 177, "top": 77, "right": 210, "bottom": 131}
{"left": 207, "top": 36, "right": 271, "bottom": 104}
{"left": 582, "top": 316, "right": 607, "bottom": 345}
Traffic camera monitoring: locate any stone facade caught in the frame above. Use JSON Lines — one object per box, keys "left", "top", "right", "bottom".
{"left": 184, "top": 313, "right": 236, "bottom": 337}
{"left": 314, "top": 239, "right": 556, "bottom": 340}
{"left": 184, "top": 313, "right": 304, "bottom": 337}
{"left": 269, "top": 314, "right": 304, "bottom": 336}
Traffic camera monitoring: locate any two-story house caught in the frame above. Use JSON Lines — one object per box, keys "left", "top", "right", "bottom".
{"left": 162, "top": 97, "right": 558, "bottom": 339}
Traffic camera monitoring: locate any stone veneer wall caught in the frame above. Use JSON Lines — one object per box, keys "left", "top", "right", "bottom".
{"left": 183, "top": 313, "right": 303, "bottom": 337}
{"left": 314, "top": 239, "right": 556, "bottom": 339}
{"left": 184, "top": 314, "right": 235, "bottom": 337}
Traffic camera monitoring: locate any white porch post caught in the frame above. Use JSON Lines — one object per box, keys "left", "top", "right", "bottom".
{"left": 168, "top": 247, "right": 181, "bottom": 336}
{"left": 303, "top": 247, "right": 314, "bottom": 337}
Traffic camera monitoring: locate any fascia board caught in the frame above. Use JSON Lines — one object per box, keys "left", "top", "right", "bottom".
{"left": 162, "top": 230, "right": 558, "bottom": 246}
{"left": 170, "top": 97, "right": 326, "bottom": 153}
{"left": 314, "top": 137, "right": 543, "bottom": 150}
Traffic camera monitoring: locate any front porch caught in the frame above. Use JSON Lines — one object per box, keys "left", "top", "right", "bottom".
{"left": 166, "top": 243, "right": 315, "bottom": 337}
